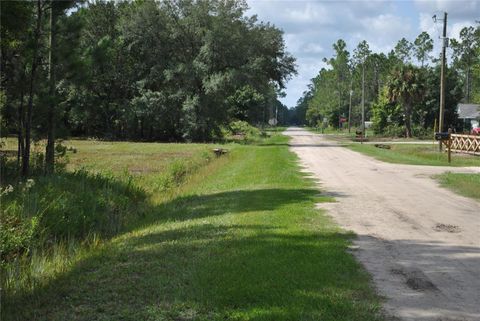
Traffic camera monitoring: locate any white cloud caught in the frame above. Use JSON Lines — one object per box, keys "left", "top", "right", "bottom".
{"left": 450, "top": 21, "right": 476, "bottom": 39}
{"left": 302, "top": 43, "right": 324, "bottom": 54}
{"left": 288, "top": 3, "right": 330, "bottom": 23}
{"left": 414, "top": 0, "right": 479, "bottom": 20}
{"left": 354, "top": 14, "right": 413, "bottom": 53}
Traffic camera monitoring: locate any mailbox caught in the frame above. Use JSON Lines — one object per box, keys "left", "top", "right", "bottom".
{"left": 435, "top": 132, "right": 450, "bottom": 141}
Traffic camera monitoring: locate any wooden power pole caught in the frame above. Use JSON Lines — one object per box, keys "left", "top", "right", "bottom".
{"left": 361, "top": 60, "right": 365, "bottom": 143}
{"left": 438, "top": 12, "right": 447, "bottom": 151}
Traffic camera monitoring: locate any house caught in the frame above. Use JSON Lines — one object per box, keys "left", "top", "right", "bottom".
{"left": 457, "top": 103, "right": 480, "bottom": 130}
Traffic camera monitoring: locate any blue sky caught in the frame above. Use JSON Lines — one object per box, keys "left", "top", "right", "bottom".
{"left": 246, "top": 0, "right": 479, "bottom": 107}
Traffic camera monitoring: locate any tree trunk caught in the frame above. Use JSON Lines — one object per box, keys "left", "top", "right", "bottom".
{"left": 465, "top": 67, "right": 470, "bottom": 103}
{"left": 22, "top": 0, "right": 43, "bottom": 177}
{"left": 45, "top": 2, "right": 56, "bottom": 174}
{"left": 404, "top": 103, "right": 413, "bottom": 138}
{"left": 17, "top": 84, "right": 25, "bottom": 170}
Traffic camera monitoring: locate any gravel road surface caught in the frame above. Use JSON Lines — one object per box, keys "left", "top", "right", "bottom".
{"left": 286, "top": 127, "right": 480, "bottom": 321}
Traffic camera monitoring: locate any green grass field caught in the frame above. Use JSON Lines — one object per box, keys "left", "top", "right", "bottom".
{"left": 3, "top": 134, "right": 383, "bottom": 321}
{"left": 347, "top": 143, "right": 480, "bottom": 167}
{"left": 435, "top": 172, "right": 480, "bottom": 200}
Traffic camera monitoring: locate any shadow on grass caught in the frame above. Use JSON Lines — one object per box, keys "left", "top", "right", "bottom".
{"left": 7, "top": 229, "right": 379, "bottom": 321}
{"left": 144, "top": 188, "right": 321, "bottom": 223}
{"left": 13, "top": 199, "right": 480, "bottom": 321}
{"left": 4, "top": 187, "right": 384, "bottom": 321}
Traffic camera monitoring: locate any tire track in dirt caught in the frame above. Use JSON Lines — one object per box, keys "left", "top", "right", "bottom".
{"left": 286, "top": 127, "right": 480, "bottom": 321}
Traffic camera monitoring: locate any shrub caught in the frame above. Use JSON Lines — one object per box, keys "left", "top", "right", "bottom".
{"left": 223, "top": 120, "right": 261, "bottom": 143}
{"left": 412, "top": 126, "right": 432, "bottom": 139}
{"left": 384, "top": 124, "right": 406, "bottom": 137}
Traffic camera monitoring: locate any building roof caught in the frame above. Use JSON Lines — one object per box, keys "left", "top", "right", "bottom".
{"left": 457, "top": 103, "right": 480, "bottom": 119}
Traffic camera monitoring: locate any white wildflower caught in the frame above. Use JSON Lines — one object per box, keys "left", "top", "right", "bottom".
{"left": 22, "top": 178, "right": 36, "bottom": 192}
{"left": 1, "top": 184, "right": 14, "bottom": 196}
{"left": 25, "top": 179, "right": 35, "bottom": 189}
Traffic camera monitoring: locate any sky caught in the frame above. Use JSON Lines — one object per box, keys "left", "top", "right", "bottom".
{"left": 245, "top": 0, "right": 480, "bottom": 107}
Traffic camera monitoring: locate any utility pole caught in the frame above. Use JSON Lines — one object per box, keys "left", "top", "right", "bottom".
{"left": 361, "top": 60, "right": 365, "bottom": 143}
{"left": 438, "top": 11, "right": 448, "bottom": 151}
{"left": 348, "top": 88, "right": 353, "bottom": 133}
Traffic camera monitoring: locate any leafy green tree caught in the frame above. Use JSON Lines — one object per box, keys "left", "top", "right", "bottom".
{"left": 386, "top": 65, "right": 424, "bottom": 137}
{"left": 413, "top": 32, "right": 433, "bottom": 67}
{"left": 22, "top": 0, "right": 45, "bottom": 177}
{"left": 450, "top": 26, "right": 480, "bottom": 103}
{"left": 353, "top": 40, "right": 371, "bottom": 129}
{"left": 420, "top": 66, "right": 463, "bottom": 131}
{"left": 292, "top": 88, "right": 313, "bottom": 125}
{"left": 45, "top": 0, "right": 79, "bottom": 174}
{"left": 394, "top": 38, "right": 413, "bottom": 64}
{"left": 323, "top": 39, "right": 351, "bottom": 124}
{"left": 306, "top": 68, "right": 337, "bottom": 126}
{"left": 0, "top": 1, "right": 34, "bottom": 169}
{"left": 473, "top": 42, "right": 480, "bottom": 103}
{"left": 371, "top": 86, "right": 403, "bottom": 134}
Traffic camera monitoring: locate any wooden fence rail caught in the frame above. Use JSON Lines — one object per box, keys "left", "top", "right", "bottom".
{"left": 450, "top": 134, "right": 480, "bottom": 156}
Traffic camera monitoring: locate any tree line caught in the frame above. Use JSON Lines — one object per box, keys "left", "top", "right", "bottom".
{"left": 292, "top": 25, "right": 480, "bottom": 137}
{"left": 0, "top": 0, "right": 296, "bottom": 176}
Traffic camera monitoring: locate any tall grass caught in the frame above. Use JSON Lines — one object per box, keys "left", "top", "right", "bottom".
{"left": 0, "top": 147, "right": 215, "bottom": 298}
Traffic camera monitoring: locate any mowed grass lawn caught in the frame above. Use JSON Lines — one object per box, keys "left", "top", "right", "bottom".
{"left": 347, "top": 143, "right": 480, "bottom": 167}
{"left": 436, "top": 172, "right": 480, "bottom": 200}
{"left": 5, "top": 134, "right": 384, "bottom": 321}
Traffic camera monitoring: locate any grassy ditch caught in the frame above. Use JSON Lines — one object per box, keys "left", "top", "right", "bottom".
{"left": 0, "top": 141, "right": 215, "bottom": 299}
{"left": 3, "top": 133, "right": 383, "bottom": 321}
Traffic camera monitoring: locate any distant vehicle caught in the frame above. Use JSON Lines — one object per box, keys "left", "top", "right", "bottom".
{"left": 471, "top": 127, "right": 480, "bottom": 135}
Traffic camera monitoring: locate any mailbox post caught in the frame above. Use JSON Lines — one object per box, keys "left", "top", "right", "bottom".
{"left": 435, "top": 129, "right": 452, "bottom": 163}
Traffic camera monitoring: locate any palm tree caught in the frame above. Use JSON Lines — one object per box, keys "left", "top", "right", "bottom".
{"left": 386, "top": 65, "right": 424, "bottom": 138}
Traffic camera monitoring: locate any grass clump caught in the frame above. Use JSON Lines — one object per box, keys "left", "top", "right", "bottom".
{"left": 435, "top": 172, "right": 480, "bottom": 200}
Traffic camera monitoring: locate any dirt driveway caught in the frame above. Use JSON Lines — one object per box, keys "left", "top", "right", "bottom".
{"left": 286, "top": 127, "right": 480, "bottom": 321}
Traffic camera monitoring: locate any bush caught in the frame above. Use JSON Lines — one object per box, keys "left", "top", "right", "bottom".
{"left": 412, "top": 126, "right": 432, "bottom": 139}
{"left": 383, "top": 124, "right": 406, "bottom": 138}
{"left": 223, "top": 120, "right": 261, "bottom": 143}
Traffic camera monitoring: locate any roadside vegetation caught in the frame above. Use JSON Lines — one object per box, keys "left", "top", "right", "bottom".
{"left": 1, "top": 0, "right": 297, "bottom": 178}
{"left": 2, "top": 132, "right": 384, "bottom": 321}
{"left": 290, "top": 26, "right": 480, "bottom": 138}
{"left": 307, "top": 127, "right": 423, "bottom": 141}
{"left": 346, "top": 143, "right": 480, "bottom": 167}
{"left": 436, "top": 172, "right": 480, "bottom": 200}
{"left": 1, "top": 139, "right": 214, "bottom": 299}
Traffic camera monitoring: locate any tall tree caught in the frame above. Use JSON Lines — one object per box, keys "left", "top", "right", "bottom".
{"left": 0, "top": 1, "right": 33, "bottom": 169}
{"left": 386, "top": 65, "right": 424, "bottom": 137}
{"left": 353, "top": 40, "right": 371, "bottom": 130}
{"left": 413, "top": 32, "right": 433, "bottom": 67}
{"left": 23, "top": 0, "right": 45, "bottom": 177}
{"left": 45, "top": 0, "right": 81, "bottom": 173}
{"left": 394, "top": 37, "right": 413, "bottom": 65}
{"left": 451, "top": 26, "right": 480, "bottom": 103}
{"left": 323, "top": 39, "right": 350, "bottom": 123}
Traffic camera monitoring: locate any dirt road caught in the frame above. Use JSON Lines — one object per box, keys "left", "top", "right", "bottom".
{"left": 286, "top": 127, "right": 480, "bottom": 321}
